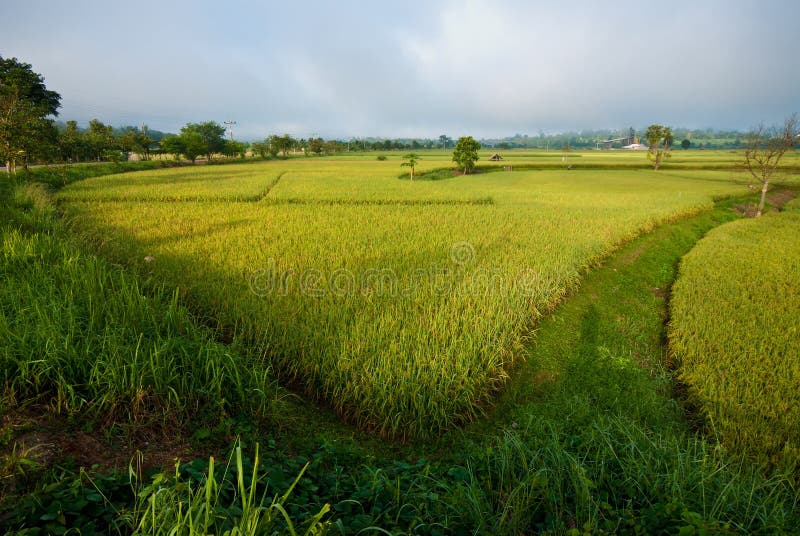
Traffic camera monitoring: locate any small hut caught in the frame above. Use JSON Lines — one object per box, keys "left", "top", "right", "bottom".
{"left": 488, "top": 153, "right": 503, "bottom": 161}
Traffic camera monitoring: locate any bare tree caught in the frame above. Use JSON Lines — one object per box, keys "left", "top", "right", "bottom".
{"left": 743, "top": 114, "right": 799, "bottom": 217}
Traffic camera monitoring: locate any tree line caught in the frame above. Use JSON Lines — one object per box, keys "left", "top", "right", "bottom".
{"left": 2, "top": 55, "right": 797, "bottom": 189}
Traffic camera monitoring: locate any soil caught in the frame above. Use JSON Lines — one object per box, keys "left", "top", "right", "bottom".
{"left": 1, "top": 405, "right": 213, "bottom": 475}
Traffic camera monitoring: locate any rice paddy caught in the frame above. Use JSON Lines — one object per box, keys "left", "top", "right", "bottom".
{"left": 669, "top": 210, "right": 800, "bottom": 468}
{"left": 58, "top": 152, "right": 753, "bottom": 438}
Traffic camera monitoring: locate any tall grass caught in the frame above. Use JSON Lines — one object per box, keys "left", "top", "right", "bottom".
{"left": 0, "top": 185, "right": 275, "bottom": 423}
{"left": 130, "top": 443, "right": 331, "bottom": 535}
{"left": 450, "top": 414, "right": 800, "bottom": 534}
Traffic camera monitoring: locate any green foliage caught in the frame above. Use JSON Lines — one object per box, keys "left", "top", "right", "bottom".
{"left": 645, "top": 124, "right": 674, "bottom": 170}
{"left": 224, "top": 140, "right": 248, "bottom": 159}
{"left": 0, "top": 56, "right": 62, "bottom": 172}
{"left": 15, "top": 160, "right": 182, "bottom": 188}
{"left": 669, "top": 212, "right": 800, "bottom": 469}
{"left": 159, "top": 135, "right": 185, "bottom": 160}
{"left": 269, "top": 134, "right": 296, "bottom": 158}
{"left": 0, "top": 186, "right": 275, "bottom": 424}
{"left": 180, "top": 131, "right": 207, "bottom": 163}
{"left": 451, "top": 136, "right": 481, "bottom": 174}
{"left": 681, "top": 138, "right": 691, "bottom": 149}
{"left": 308, "top": 137, "right": 325, "bottom": 155}
{"left": 180, "top": 121, "right": 227, "bottom": 160}
{"left": 118, "top": 127, "right": 153, "bottom": 159}
{"left": 131, "top": 444, "right": 331, "bottom": 535}
{"left": 0, "top": 466, "right": 133, "bottom": 534}
{"left": 250, "top": 140, "right": 270, "bottom": 159}
{"left": 400, "top": 152, "right": 420, "bottom": 180}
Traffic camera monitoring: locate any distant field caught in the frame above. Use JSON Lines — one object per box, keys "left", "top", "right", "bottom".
{"left": 59, "top": 152, "right": 755, "bottom": 438}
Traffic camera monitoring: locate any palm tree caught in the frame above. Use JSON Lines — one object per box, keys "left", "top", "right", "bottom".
{"left": 401, "top": 153, "right": 420, "bottom": 181}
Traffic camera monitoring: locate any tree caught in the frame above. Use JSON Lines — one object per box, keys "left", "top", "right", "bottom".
{"left": 452, "top": 136, "right": 481, "bottom": 174}
{"left": 645, "top": 124, "right": 673, "bottom": 170}
{"left": 400, "top": 153, "right": 421, "bottom": 181}
{"left": 119, "top": 126, "right": 153, "bottom": 160}
{"left": 308, "top": 137, "right": 324, "bottom": 155}
{"left": 58, "top": 120, "right": 89, "bottom": 162}
{"left": 269, "top": 134, "right": 295, "bottom": 158}
{"left": 181, "top": 121, "right": 226, "bottom": 160}
{"left": 439, "top": 134, "right": 452, "bottom": 149}
{"left": 179, "top": 131, "right": 206, "bottom": 164}
{"left": 1, "top": 56, "right": 61, "bottom": 174}
{"left": 159, "top": 135, "right": 185, "bottom": 161}
{"left": 87, "top": 119, "right": 115, "bottom": 160}
{"left": 250, "top": 140, "right": 270, "bottom": 158}
{"left": 224, "top": 140, "right": 248, "bottom": 159}
{"left": 742, "top": 114, "right": 799, "bottom": 218}
{"left": 681, "top": 139, "right": 691, "bottom": 150}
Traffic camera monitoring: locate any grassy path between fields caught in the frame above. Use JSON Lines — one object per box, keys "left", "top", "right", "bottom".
{"left": 462, "top": 197, "right": 742, "bottom": 434}
{"left": 277, "top": 195, "right": 750, "bottom": 456}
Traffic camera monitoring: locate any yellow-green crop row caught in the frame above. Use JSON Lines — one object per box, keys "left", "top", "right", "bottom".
{"left": 669, "top": 212, "right": 800, "bottom": 468}
{"left": 59, "top": 158, "right": 750, "bottom": 438}
{"left": 57, "top": 165, "right": 285, "bottom": 202}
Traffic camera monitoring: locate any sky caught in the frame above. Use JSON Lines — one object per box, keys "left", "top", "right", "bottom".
{"left": 3, "top": 0, "right": 799, "bottom": 140}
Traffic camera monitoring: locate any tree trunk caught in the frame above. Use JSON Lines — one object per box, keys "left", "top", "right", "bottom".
{"left": 756, "top": 181, "right": 769, "bottom": 217}
{"left": 410, "top": 167, "right": 414, "bottom": 181}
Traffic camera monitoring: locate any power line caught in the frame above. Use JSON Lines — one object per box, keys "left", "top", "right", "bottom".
{"left": 224, "top": 121, "right": 237, "bottom": 141}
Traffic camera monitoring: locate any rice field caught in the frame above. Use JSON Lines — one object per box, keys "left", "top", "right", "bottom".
{"left": 58, "top": 153, "right": 753, "bottom": 438}
{"left": 669, "top": 211, "right": 800, "bottom": 468}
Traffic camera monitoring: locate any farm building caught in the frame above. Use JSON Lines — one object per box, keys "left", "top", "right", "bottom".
{"left": 488, "top": 153, "right": 503, "bottom": 161}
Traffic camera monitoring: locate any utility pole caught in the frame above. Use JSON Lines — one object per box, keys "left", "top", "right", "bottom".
{"left": 224, "top": 121, "right": 237, "bottom": 141}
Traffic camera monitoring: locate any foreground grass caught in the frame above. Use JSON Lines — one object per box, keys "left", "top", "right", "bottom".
{"left": 1, "top": 182, "right": 275, "bottom": 435}
{"left": 669, "top": 210, "right": 800, "bottom": 470}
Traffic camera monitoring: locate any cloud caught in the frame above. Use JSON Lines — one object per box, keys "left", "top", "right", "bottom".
{"left": 3, "top": 0, "right": 799, "bottom": 137}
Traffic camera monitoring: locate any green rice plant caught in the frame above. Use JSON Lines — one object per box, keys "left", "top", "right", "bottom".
{"left": 669, "top": 212, "right": 800, "bottom": 469}
{"left": 56, "top": 165, "right": 285, "bottom": 202}
{"left": 58, "top": 160, "right": 753, "bottom": 438}
{"left": 17, "top": 160, "right": 181, "bottom": 188}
